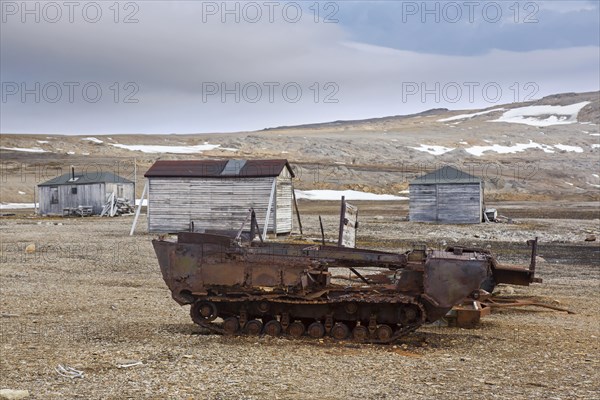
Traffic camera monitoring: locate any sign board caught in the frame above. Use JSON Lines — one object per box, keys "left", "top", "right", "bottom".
{"left": 338, "top": 196, "right": 358, "bottom": 248}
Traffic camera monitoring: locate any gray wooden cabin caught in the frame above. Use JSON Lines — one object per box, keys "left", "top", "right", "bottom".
{"left": 144, "top": 159, "right": 295, "bottom": 234}
{"left": 38, "top": 170, "right": 134, "bottom": 216}
{"left": 409, "top": 166, "right": 483, "bottom": 224}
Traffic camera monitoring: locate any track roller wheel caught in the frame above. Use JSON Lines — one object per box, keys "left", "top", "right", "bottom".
{"left": 257, "top": 301, "right": 270, "bottom": 314}
{"left": 307, "top": 322, "right": 325, "bottom": 339}
{"left": 244, "top": 319, "right": 263, "bottom": 335}
{"left": 190, "top": 301, "right": 218, "bottom": 324}
{"left": 352, "top": 325, "right": 369, "bottom": 341}
{"left": 376, "top": 324, "right": 393, "bottom": 341}
{"left": 400, "top": 305, "right": 421, "bottom": 325}
{"left": 263, "top": 320, "right": 282, "bottom": 337}
{"left": 288, "top": 321, "right": 305, "bottom": 338}
{"left": 223, "top": 317, "right": 240, "bottom": 335}
{"left": 331, "top": 322, "right": 350, "bottom": 340}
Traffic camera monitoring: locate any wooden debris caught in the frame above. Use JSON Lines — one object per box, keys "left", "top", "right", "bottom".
{"left": 100, "top": 192, "right": 134, "bottom": 217}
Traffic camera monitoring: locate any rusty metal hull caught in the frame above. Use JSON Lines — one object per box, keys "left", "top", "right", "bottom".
{"left": 152, "top": 233, "right": 536, "bottom": 342}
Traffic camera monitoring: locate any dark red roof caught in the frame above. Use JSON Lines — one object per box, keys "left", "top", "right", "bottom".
{"left": 144, "top": 159, "right": 294, "bottom": 178}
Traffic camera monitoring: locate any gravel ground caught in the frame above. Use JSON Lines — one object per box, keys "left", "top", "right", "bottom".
{"left": 1, "top": 208, "right": 599, "bottom": 399}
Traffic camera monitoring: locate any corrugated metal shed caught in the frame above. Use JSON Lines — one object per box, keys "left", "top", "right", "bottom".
{"left": 409, "top": 166, "right": 483, "bottom": 224}
{"left": 144, "top": 159, "right": 295, "bottom": 234}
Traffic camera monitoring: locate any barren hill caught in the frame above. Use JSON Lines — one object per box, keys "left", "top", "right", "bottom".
{"left": 1, "top": 91, "right": 599, "bottom": 204}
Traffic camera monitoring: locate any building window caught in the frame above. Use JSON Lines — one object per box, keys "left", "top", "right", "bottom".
{"left": 71, "top": 187, "right": 77, "bottom": 195}
{"left": 50, "top": 187, "right": 59, "bottom": 204}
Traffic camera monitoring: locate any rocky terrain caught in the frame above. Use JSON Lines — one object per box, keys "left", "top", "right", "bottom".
{"left": 0, "top": 206, "right": 598, "bottom": 399}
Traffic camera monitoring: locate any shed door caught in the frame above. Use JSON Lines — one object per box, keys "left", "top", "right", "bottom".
{"left": 49, "top": 186, "right": 60, "bottom": 214}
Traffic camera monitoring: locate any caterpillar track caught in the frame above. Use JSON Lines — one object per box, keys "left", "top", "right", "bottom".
{"left": 152, "top": 232, "right": 539, "bottom": 343}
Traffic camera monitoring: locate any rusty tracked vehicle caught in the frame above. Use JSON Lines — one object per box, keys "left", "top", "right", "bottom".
{"left": 153, "top": 233, "right": 539, "bottom": 343}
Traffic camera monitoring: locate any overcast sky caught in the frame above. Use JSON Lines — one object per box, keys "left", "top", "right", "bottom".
{"left": 1, "top": 0, "right": 599, "bottom": 134}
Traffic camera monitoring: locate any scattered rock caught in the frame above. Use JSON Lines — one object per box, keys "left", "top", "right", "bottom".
{"left": 0, "top": 389, "right": 30, "bottom": 399}
{"left": 584, "top": 235, "right": 596, "bottom": 242}
{"left": 497, "top": 286, "right": 515, "bottom": 295}
{"left": 24, "top": 244, "right": 35, "bottom": 254}
{"left": 536, "top": 256, "right": 546, "bottom": 263}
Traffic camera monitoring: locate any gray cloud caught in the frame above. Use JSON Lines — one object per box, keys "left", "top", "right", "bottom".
{"left": 1, "top": 1, "right": 598, "bottom": 134}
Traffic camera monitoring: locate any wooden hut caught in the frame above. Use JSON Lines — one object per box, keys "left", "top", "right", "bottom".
{"left": 409, "top": 166, "right": 483, "bottom": 224}
{"left": 37, "top": 168, "right": 134, "bottom": 216}
{"left": 143, "top": 159, "right": 295, "bottom": 234}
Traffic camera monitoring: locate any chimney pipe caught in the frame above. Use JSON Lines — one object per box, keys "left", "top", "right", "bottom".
{"left": 71, "top": 166, "right": 75, "bottom": 181}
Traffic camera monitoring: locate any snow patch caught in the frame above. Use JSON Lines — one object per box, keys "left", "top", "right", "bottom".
{"left": 408, "top": 144, "right": 454, "bottom": 155}
{"left": 295, "top": 190, "right": 408, "bottom": 201}
{"left": 135, "top": 199, "right": 148, "bottom": 206}
{"left": 18, "top": 191, "right": 26, "bottom": 195}
{"left": 82, "top": 137, "right": 103, "bottom": 144}
{"left": 110, "top": 142, "right": 226, "bottom": 154}
{"left": 37, "top": 140, "right": 49, "bottom": 144}
{"left": 0, "top": 146, "right": 48, "bottom": 153}
{"left": 554, "top": 144, "right": 583, "bottom": 153}
{"left": 465, "top": 140, "right": 555, "bottom": 156}
{"left": 438, "top": 108, "right": 505, "bottom": 122}
{"left": 564, "top": 182, "right": 574, "bottom": 186}
{"left": 591, "top": 144, "right": 600, "bottom": 149}
{"left": 0, "top": 203, "right": 35, "bottom": 209}
{"left": 491, "top": 102, "right": 590, "bottom": 127}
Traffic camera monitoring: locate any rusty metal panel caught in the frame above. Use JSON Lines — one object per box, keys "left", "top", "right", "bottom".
{"left": 423, "top": 256, "right": 489, "bottom": 308}
{"left": 178, "top": 232, "right": 232, "bottom": 246}
{"left": 168, "top": 244, "right": 200, "bottom": 279}
{"left": 282, "top": 265, "right": 306, "bottom": 287}
{"left": 202, "top": 263, "right": 245, "bottom": 286}
{"left": 251, "top": 265, "right": 281, "bottom": 286}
